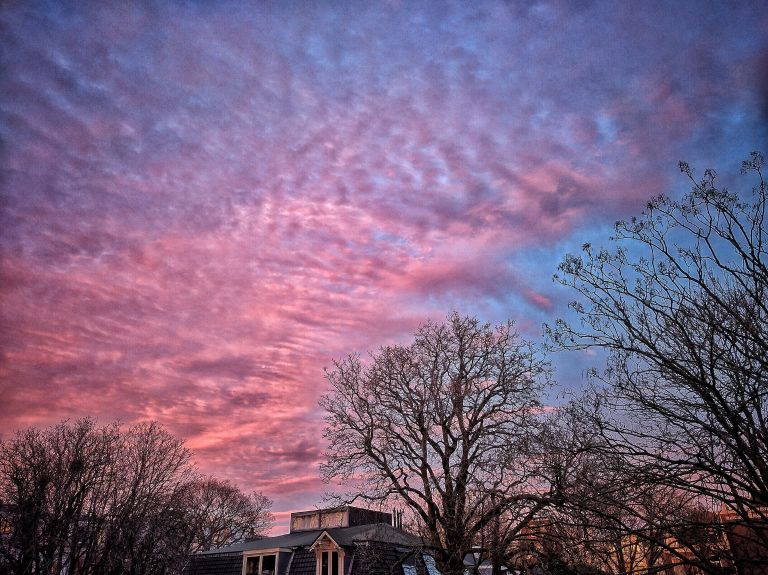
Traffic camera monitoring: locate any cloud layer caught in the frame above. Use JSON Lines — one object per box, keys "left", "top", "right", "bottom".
{"left": 1, "top": 0, "right": 766, "bottom": 529}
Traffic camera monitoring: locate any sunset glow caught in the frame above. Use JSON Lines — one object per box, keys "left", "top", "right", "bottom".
{"left": 1, "top": 1, "right": 766, "bottom": 531}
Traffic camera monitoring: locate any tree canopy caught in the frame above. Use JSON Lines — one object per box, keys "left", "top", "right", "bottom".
{"left": 0, "top": 418, "right": 273, "bottom": 575}
{"left": 549, "top": 152, "right": 768, "bottom": 573}
{"left": 321, "top": 313, "right": 552, "bottom": 575}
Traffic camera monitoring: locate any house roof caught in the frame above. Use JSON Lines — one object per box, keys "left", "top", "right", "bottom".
{"left": 287, "top": 548, "right": 316, "bottom": 575}
{"left": 186, "top": 552, "right": 243, "bottom": 575}
{"left": 200, "top": 523, "right": 421, "bottom": 555}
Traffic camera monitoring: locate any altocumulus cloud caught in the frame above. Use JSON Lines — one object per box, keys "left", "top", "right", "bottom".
{"left": 1, "top": 0, "right": 766, "bottom": 528}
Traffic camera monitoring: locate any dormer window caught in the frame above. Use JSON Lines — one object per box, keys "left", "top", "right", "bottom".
{"left": 311, "top": 532, "right": 344, "bottom": 575}
{"left": 244, "top": 553, "right": 277, "bottom": 575}
{"left": 320, "top": 551, "right": 339, "bottom": 575}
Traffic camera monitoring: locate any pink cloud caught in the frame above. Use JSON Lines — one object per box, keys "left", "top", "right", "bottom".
{"left": 1, "top": 0, "right": 765, "bottom": 521}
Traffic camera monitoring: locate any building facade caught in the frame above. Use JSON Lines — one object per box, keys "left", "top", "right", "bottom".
{"left": 185, "top": 507, "right": 430, "bottom": 575}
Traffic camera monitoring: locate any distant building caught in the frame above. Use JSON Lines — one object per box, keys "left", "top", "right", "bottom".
{"left": 185, "top": 506, "right": 429, "bottom": 575}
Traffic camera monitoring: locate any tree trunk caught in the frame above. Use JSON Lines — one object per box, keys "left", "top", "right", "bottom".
{"left": 434, "top": 546, "right": 468, "bottom": 575}
{"left": 490, "top": 551, "right": 505, "bottom": 575}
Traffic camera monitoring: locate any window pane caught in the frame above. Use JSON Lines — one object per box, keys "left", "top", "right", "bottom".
{"left": 321, "top": 552, "right": 329, "bottom": 575}
{"left": 331, "top": 552, "right": 339, "bottom": 575}
{"left": 246, "top": 558, "right": 260, "bottom": 575}
{"left": 262, "top": 555, "right": 276, "bottom": 575}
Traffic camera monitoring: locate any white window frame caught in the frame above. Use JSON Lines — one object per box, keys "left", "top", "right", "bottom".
{"left": 316, "top": 549, "right": 344, "bottom": 575}
{"left": 242, "top": 549, "right": 288, "bottom": 575}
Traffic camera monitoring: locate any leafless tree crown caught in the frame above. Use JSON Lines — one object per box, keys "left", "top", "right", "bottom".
{"left": 547, "top": 152, "right": 768, "bottom": 573}
{"left": 320, "top": 313, "right": 552, "bottom": 575}
{"left": 0, "top": 418, "right": 274, "bottom": 575}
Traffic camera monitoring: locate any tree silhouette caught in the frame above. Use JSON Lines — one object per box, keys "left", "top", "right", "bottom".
{"left": 321, "top": 313, "right": 552, "bottom": 575}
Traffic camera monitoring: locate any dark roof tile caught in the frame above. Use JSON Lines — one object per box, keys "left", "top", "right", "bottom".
{"left": 186, "top": 552, "right": 242, "bottom": 575}
{"left": 202, "top": 524, "right": 420, "bottom": 555}
{"left": 287, "top": 547, "right": 316, "bottom": 575}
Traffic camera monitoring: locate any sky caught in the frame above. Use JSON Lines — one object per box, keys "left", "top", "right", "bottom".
{"left": 1, "top": 0, "right": 767, "bottom": 532}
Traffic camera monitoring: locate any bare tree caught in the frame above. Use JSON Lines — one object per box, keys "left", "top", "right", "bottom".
{"left": 99, "top": 421, "right": 196, "bottom": 575}
{"left": 525, "top": 406, "right": 730, "bottom": 575}
{"left": 0, "top": 418, "right": 274, "bottom": 575}
{"left": 0, "top": 419, "right": 123, "bottom": 575}
{"left": 548, "top": 152, "right": 768, "bottom": 571}
{"left": 320, "top": 313, "right": 552, "bottom": 575}
{"left": 183, "top": 477, "right": 273, "bottom": 553}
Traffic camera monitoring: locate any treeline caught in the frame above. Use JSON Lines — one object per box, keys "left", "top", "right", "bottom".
{"left": 0, "top": 419, "right": 273, "bottom": 575}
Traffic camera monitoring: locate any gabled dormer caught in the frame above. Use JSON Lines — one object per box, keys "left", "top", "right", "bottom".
{"left": 310, "top": 531, "right": 345, "bottom": 575}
